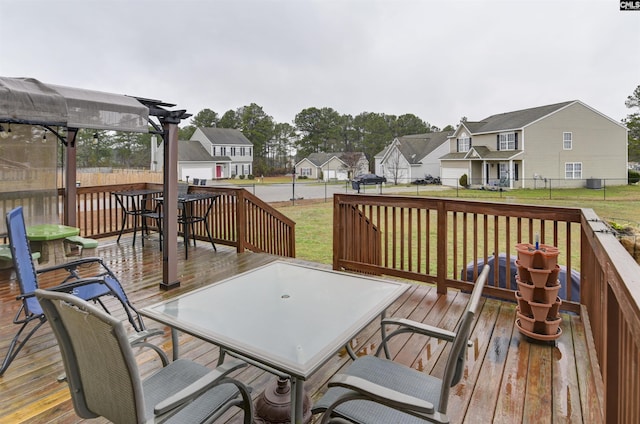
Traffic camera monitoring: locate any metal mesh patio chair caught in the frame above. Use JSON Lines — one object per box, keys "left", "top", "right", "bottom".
{"left": 312, "top": 265, "right": 490, "bottom": 424}
{"left": 0, "top": 206, "right": 161, "bottom": 376}
{"left": 35, "top": 289, "right": 253, "bottom": 423}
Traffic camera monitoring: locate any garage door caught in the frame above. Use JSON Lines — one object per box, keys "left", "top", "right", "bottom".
{"left": 441, "top": 163, "right": 468, "bottom": 186}
{"left": 181, "top": 167, "right": 212, "bottom": 180}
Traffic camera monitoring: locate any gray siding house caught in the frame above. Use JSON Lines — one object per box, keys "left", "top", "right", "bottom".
{"left": 158, "top": 127, "right": 254, "bottom": 181}
{"left": 374, "top": 131, "right": 451, "bottom": 184}
{"left": 440, "top": 101, "right": 628, "bottom": 188}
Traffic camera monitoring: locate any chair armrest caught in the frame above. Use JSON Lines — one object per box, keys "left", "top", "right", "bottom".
{"left": 50, "top": 277, "right": 110, "bottom": 292}
{"left": 36, "top": 257, "right": 105, "bottom": 275}
{"left": 327, "top": 374, "right": 449, "bottom": 422}
{"left": 154, "top": 358, "right": 248, "bottom": 415}
{"left": 129, "top": 329, "right": 169, "bottom": 366}
{"left": 382, "top": 318, "right": 456, "bottom": 342}
{"left": 17, "top": 291, "right": 36, "bottom": 301}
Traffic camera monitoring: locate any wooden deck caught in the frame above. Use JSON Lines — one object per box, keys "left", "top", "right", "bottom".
{"left": 0, "top": 235, "right": 602, "bottom": 423}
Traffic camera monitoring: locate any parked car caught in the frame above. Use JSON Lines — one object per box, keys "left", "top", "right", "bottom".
{"left": 353, "top": 174, "right": 387, "bottom": 185}
{"left": 413, "top": 175, "right": 441, "bottom": 185}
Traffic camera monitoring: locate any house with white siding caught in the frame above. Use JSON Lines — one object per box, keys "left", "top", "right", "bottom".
{"left": 157, "top": 127, "right": 253, "bottom": 181}
{"left": 374, "top": 131, "right": 451, "bottom": 184}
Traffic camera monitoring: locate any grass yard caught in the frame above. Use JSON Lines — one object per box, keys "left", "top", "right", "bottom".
{"left": 275, "top": 185, "right": 640, "bottom": 265}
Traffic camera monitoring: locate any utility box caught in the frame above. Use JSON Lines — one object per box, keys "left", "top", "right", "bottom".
{"left": 586, "top": 178, "right": 602, "bottom": 189}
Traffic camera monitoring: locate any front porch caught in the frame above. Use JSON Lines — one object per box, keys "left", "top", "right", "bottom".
{"left": 0, "top": 234, "right": 603, "bottom": 423}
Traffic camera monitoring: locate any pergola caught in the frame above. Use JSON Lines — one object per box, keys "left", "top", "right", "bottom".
{"left": 0, "top": 76, "right": 188, "bottom": 289}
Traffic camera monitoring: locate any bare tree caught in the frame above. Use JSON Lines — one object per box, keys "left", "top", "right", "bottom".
{"left": 340, "top": 152, "right": 364, "bottom": 179}
{"left": 385, "top": 146, "right": 407, "bottom": 185}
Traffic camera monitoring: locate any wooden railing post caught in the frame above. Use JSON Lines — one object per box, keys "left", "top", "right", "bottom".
{"left": 436, "top": 200, "right": 447, "bottom": 294}
{"left": 236, "top": 189, "right": 246, "bottom": 253}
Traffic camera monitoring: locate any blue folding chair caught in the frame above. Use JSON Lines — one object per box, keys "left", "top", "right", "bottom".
{"left": 1, "top": 206, "right": 161, "bottom": 376}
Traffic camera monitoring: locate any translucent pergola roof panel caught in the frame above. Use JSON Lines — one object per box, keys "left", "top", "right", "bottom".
{"left": 51, "top": 84, "right": 149, "bottom": 132}
{"left": 0, "top": 77, "right": 67, "bottom": 126}
{"left": 0, "top": 77, "right": 148, "bottom": 133}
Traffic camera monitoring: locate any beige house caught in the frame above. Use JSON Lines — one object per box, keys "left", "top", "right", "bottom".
{"left": 295, "top": 152, "right": 369, "bottom": 181}
{"left": 440, "top": 101, "right": 628, "bottom": 188}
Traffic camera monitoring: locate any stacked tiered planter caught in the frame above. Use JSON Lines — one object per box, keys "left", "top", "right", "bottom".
{"left": 514, "top": 243, "right": 562, "bottom": 341}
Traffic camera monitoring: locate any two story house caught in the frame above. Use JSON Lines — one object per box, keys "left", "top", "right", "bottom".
{"left": 295, "top": 152, "right": 369, "bottom": 181}
{"left": 158, "top": 127, "right": 254, "bottom": 181}
{"left": 439, "top": 101, "right": 628, "bottom": 188}
{"left": 374, "top": 131, "right": 451, "bottom": 184}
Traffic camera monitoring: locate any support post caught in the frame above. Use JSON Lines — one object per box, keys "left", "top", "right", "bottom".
{"left": 64, "top": 129, "right": 78, "bottom": 227}
{"left": 160, "top": 117, "right": 182, "bottom": 290}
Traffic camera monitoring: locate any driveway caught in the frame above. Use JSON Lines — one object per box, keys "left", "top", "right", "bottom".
{"left": 208, "top": 180, "right": 446, "bottom": 203}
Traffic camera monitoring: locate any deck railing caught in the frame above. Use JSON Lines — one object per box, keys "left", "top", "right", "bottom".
{"left": 85, "top": 183, "right": 295, "bottom": 257}
{"left": 0, "top": 183, "right": 295, "bottom": 258}
{"left": 333, "top": 193, "right": 639, "bottom": 423}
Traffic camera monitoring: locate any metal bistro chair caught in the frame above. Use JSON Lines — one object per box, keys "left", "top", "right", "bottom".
{"left": 0, "top": 206, "right": 161, "bottom": 376}
{"left": 36, "top": 289, "right": 253, "bottom": 423}
{"left": 179, "top": 193, "right": 218, "bottom": 259}
{"left": 313, "top": 265, "right": 490, "bottom": 424}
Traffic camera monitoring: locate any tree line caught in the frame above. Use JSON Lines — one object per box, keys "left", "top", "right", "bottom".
{"left": 178, "top": 105, "right": 451, "bottom": 176}
{"left": 71, "top": 85, "right": 640, "bottom": 175}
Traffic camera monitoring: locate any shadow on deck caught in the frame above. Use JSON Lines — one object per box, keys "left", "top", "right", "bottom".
{"left": 0, "top": 234, "right": 601, "bottom": 423}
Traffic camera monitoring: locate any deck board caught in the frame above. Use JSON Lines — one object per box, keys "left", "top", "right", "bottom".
{"left": 0, "top": 235, "right": 602, "bottom": 423}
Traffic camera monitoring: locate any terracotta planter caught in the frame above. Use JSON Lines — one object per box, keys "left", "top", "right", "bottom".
{"left": 515, "top": 243, "right": 559, "bottom": 269}
{"left": 547, "top": 298, "right": 561, "bottom": 320}
{"left": 515, "top": 243, "right": 562, "bottom": 341}
{"left": 515, "top": 260, "right": 531, "bottom": 283}
{"left": 541, "top": 284, "right": 561, "bottom": 305}
{"left": 543, "top": 316, "right": 562, "bottom": 335}
{"left": 516, "top": 277, "right": 535, "bottom": 301}
{"left": 515, "top": 291, "right": 533, "bottom": 317}
{"left": 516, "top": 311, "right": 537, "bottom": 333}
{"left": 528, "top": 267, "right": 553, "bottom": 288}
{"left": 529, "top": 301, "right": 553, "bottom": 322}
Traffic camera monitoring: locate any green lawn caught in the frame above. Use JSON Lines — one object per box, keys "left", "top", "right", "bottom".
{"left": 275, "top": 185, "right": 640, "bottom": 265}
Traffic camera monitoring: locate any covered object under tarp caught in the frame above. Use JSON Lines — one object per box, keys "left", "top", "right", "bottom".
{"left": 0, "top": 76, "right": 188, "bottom": 289}
{"left": 462, "top": 253, "right": 581, "bottom": 302}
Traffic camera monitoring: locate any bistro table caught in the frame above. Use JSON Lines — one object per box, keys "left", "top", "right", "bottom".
{"left": 140, "top": 260, "right": 409, "bottom": 424}
{"left": 112, "top": 189, "right": 163, "bottom": 246}
{"left": 156, "top": 192, "right": 219, "bottom": 259}
{"left": 26, "top": 224, "right": 80, "bottom": 267}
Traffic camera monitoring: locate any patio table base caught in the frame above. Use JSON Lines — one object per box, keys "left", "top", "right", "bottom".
{"left": 255, "top": 377, "right": 311, "bottom": 424}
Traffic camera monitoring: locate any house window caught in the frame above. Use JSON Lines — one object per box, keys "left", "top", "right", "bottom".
{"left": 300, "top": 167, "right": 312, "bottom": 176}
{"left": 565, "top": 162, "right": 582, "bottom": 179}
{"left": 498, "top": 133, "right": 516, "bottom": 150}
{"left": 240, "top": 147, "right": 246, "bottom": 156}
{"left": 221, "top": 147, "right": 227, "bottom": 156}
{"left": 231, "top": 147, "right": 236, "bottom": 156}
{"left": 563, "top": 132, "right": 572, "bottom": 150}
{"left": 458, "top": 137, "right": 470, "bottom": 152}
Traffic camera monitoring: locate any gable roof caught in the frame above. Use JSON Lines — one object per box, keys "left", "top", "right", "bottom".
{"left": 461, "top": 101, "right": 575, "bottom": 134}
{"left": 396, "top": 131, "right": 451, "bottom": 164}
{"left": 198, "top": 127, "right": 253, "bottom": 146}
{"left": 177, "top": 140, "right": 216, "bottom": 162}
{"left": 377, "top": 131, "right": 451, "bottom": 164}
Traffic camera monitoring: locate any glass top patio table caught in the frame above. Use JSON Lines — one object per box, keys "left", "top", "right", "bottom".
{"left": 140, "top": 261, "right": 409, "bottom": 380}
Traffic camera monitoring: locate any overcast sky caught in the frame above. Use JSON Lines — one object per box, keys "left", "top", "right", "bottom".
{"left": 1, "top": 0, "right": 638, "bottom": 129}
